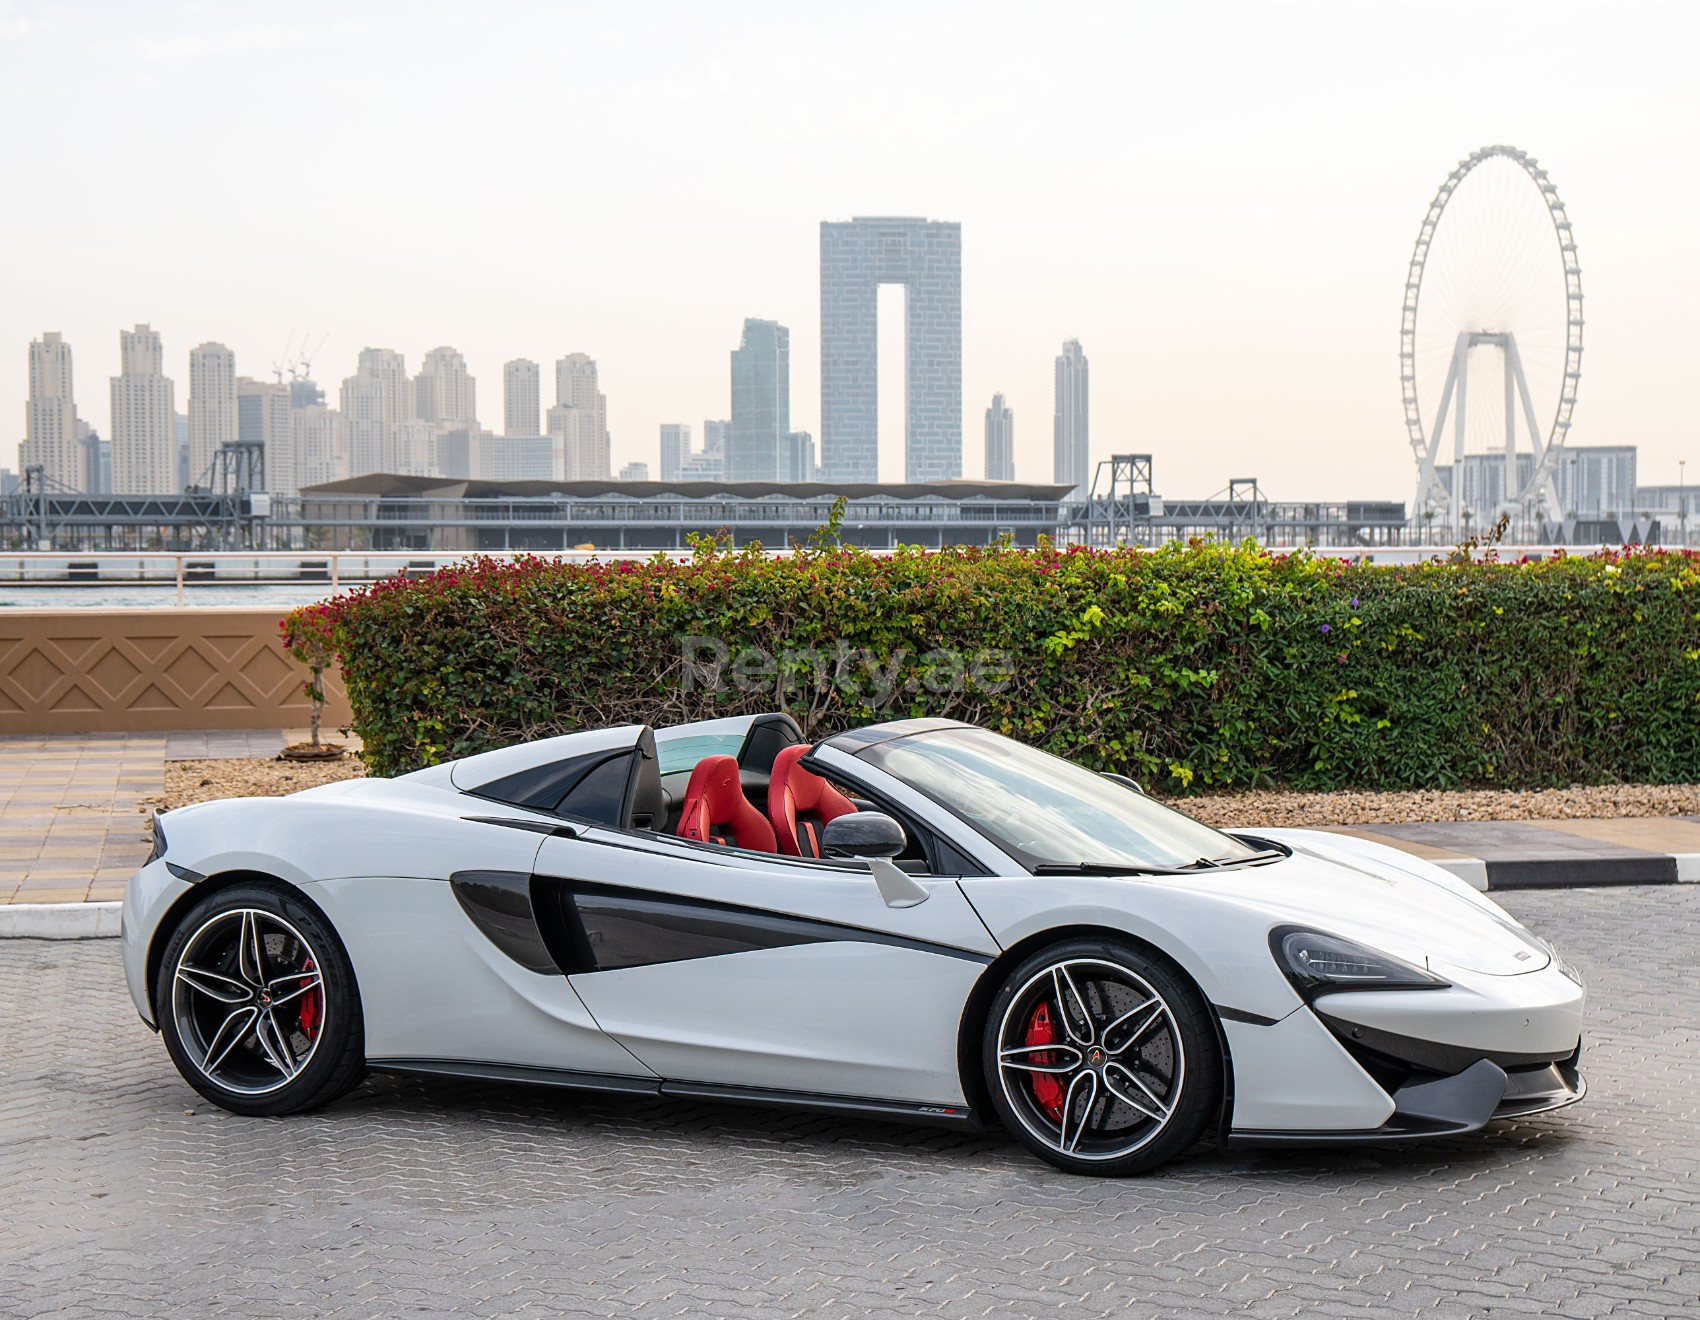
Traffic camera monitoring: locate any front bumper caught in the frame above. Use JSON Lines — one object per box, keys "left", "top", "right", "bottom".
{"left": 121, "top": 857, "right": 196, "bottom": 1029}
{"left": 1229, "top": 1044, "right": 1585, "bottom": 1146}
{"left": 1221, "top": 958, "right": 1586, "bottom": 1143}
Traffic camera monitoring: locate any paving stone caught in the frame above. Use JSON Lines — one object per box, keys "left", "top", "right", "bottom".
{"left": 0, "top": 887, "right": 1695, "bottom": 1316}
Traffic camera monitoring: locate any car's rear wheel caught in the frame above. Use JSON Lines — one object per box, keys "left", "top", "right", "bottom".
{"left": 982, "top": 937, "right": 1220, "bottom": 1176}
{"left": 154, "top": 882, "right": 366, "bottom": 1116}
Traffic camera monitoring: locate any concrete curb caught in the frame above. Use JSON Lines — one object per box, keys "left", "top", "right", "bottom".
{"left": 1433, "top": 851, "right": 1700, "bottom": 891}
{"left": 0, "top": 901, "right": 122, "bottom": 939}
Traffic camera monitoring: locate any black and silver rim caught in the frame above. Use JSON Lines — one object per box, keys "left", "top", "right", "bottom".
{"left": 995, "top": 957, "right": 1185, "bottom": 1162}
{"left": 170, "top": 908, "right": 327, "bottom": 1096}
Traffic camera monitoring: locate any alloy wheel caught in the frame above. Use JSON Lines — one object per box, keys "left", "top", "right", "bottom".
{"left": 170, "top": 907, "right": 327, "bottom": 1096}
{"left": 994, "top": 956, "right": 1185, "bottom": 1162}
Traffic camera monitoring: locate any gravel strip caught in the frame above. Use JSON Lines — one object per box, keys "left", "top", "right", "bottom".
{"left": 1177, "top": 782, "right": 1700, "bottom": 827}
{"left": 144, "top": 756, "right": 367, "bottom": 812}
{"left": 142, "top": 756, "right": 1700, "bottom": 826}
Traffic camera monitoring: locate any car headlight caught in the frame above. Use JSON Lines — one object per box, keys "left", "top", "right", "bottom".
{"left": 1542, "top": 939, "right": 1585, "bottom": 987}
{"left": 1271, "top": 926, "right": 1451, "bottom": 998}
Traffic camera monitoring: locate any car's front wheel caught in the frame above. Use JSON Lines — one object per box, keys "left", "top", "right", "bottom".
{"left": 154, "top": 882, "right": 366, "bottom": 1116}
{"left": 982, "top": 937, "right": 1221, "bottom": 1176}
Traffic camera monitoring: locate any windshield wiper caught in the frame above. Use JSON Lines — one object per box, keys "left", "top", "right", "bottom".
{"left": 1033, "top": 862, "right": 1208, "bottom": 877}
{"left": 1212, "top": 848, "right": 1288, "bottom": 868}
{"left": 1033, "top": 849, "right": 1288, "bottom": 878}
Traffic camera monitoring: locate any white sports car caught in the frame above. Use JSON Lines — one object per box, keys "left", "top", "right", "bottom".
{"left": 123, "top": 714, "right": 1586, "bottom": 1176}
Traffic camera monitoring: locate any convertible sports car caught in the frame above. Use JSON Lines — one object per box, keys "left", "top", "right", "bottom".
{"left": 123, "top": 714, "right": 1586, "bottom": 1176}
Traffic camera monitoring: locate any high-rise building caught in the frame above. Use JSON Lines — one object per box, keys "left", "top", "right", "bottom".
{"left": 1555, "top": 446, "right": 1638, "bottom": 518}
{"left": 187, "top": 342, "right": 237, "bottom": 485}
{"left": 820, "top": 217, "right": 962, "bottom": 482}
{"left": 341, "top": 348, "right": 410, "bottom": 476}
{"left": 293, "top": 405, "right": 346, "bottom": 490}
{"left": 237, "top": 377, "right": 295, "bottom": 494}
{"left": 984, "top": 393, "right": 1014, "bottom": 481}
{"left": 479, "top": 435, "right": 557, "bottom": 482}
{"left": 659, "top": 423, "right": 691, "bottom": 481}
{"left": 435, "top": 427, "right": 486, "bottom": 480}
{"left": 552, "top": 353, "right": 609, "bottom": 479}
{"left": 680, "top": 419, "right": 727, "bottom": 480}
{"left": 729, "top": 319, "right": 790, "bottom": 482}
{"left": 79, "top": 422, "right": 108, "bottom": 495}
{"left": 387, "top": 419, "right": 437, "bottom": 476}
{"left": 1053, "top": 340, "right": 1089, "bottom": 498}
{"left": 22, "top": 332, "right": 83, "bottom": 490}
{"left": 787, "top": 431, "right": 816, "bottom": 483}
{"left": 619, "top": 460, "right": 651, "bottom": 482}
{"left": 415, "top": 346, "right": 477, "bottom": 429}
{"left": 110, "top": 324, "right": 176, "bottom": 494}
{"left": 504, "top": 359, "right": 541, "bottom": 437}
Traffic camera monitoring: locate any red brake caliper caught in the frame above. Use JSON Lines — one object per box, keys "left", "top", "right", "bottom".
{"left": 1024, "top": 1001, "right": 1066, "bottom": 1121}
{"left": 298, "top": 956, "right": 322, "bottom": 1039}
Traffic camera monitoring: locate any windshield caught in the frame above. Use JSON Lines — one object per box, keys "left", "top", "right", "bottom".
{"left": 859, "top": 727, "right": 1257, "bottom": 871}
{"left": 655, "top": 732, "right": 745, "bottom": 777}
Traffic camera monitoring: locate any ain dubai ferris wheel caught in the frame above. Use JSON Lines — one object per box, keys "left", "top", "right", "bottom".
{"left": 1400, "top": 145, "right": 1584, "bottom": 537}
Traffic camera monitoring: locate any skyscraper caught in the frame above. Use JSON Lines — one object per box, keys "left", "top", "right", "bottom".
{"left": 504, "top": 359, "right": 541, "bottom": 437}
{"left": 292, "top": 404, "right": 346, "bottom": 490}
{"left": 110, "top": 325, "right": 176, "bottom": 494}
{"left": 820, "top": 217, "right": 962, "bottom": 482}
{"left": 551, "top": 353, "right": 609, "bottom": 480}
{"left": 341, "top": 348, "right": 410, "bottom": 476}
{"left": 680, "top": 420, "right": 727, "bottom": 480}
{"left": 23, "top": 332, "right": 82, "bottom": 490}
{"left": 984, "top": 393, "right": 1014, "bottom": 482}
{"left": 237, "top": 377, "right": 295, "bottom": 494}
{"left": 415, "top": 346, "right": 477, "bottom": 429}
{"left": 787, "top": 431, "right": 816, "bottom": 483}
{"left": 187, "top": 342, "right": 237, "bottom": 485}
{"left": 659, "top": 423, "right": 691, "bottom": 481}
{"left": 1054, "top": 340, "right": 1089, "bottom": 498}
{"left": 729, "top": 319, "right": 789, "bottom": 482}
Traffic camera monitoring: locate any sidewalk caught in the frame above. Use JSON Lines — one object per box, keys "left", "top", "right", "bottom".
{"left": 1322, "top": 819, "right": 1700, "bottom": 889}
{"left": 0, "top": 730, "right": 311, "bottom": 906}
{"left": 1, "top": 733, "right": 1696, "bottom": 920}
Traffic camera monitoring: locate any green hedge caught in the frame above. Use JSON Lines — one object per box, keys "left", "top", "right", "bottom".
{"left": 296, "top": 540, "right": 1700, "bottom": 789}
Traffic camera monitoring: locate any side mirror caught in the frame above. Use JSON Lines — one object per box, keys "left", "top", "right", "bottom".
{"left": 1100, "top": 772, "right": 1145, "bottom": 795}
{"left": 821, "top": 812, "right": 906, "bottom": 859}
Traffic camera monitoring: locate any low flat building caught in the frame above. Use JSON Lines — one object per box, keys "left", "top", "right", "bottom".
{"left": 296, "top": 474, "right": 1070, "bottom": 552}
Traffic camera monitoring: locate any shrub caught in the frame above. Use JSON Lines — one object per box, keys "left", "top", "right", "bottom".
{"left": 294, "top": 540, "right": 1700, "bottom": 790}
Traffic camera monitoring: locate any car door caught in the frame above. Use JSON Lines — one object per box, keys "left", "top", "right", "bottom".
{"left": 529, "top": 827, "right": 1000, "bottom": 1108}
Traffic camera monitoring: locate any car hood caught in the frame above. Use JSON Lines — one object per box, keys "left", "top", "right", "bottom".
{"left": 1160, "top": 835, "right": 1550, "bottom": 977}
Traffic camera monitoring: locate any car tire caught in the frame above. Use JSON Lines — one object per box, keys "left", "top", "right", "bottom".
{"left": 981, "top": 936, "right": 1221, "bottom": 1176}
{"left": 154, "top": 881, "right": 366, "bottom": 1117}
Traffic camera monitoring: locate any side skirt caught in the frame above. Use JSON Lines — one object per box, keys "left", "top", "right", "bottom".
{"left": 368, "top": 1058, "right": 984, "bottom": 1130}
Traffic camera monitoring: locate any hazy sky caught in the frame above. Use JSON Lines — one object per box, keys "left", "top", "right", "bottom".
{"left": 3, "top": 0, "right": 1696, "bottom": 500}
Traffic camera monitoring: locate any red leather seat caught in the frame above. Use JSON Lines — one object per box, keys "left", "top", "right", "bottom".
{"left": 768, "top": 744, "right": 857, "bottom": 858}
{"left": 676, "top": 754, "right": 777, "bottom": 852}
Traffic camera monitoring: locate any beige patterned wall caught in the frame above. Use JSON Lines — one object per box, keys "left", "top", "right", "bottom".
{"left": 0, "top": 610, "right": 352, "bottom": 734}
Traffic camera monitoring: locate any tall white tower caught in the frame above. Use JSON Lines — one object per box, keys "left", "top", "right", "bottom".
{"left": 504, "top": 359, "right": 541, "bottom": 437}
{"left": 110, "top": 325, "right": 176, "bottom": 494}
{"left": 551, "top": 353, "right": 609, "bottom": 480}
{"left": 341, "top": 348, "right": 410, "bottom": 476}
{"left": 984, "top": 393, "right": 1014, "bottom": 482}
{"left": 1053, "top": 340, "right": 1089, "bottom": 499}
{"left": 187, "top": 342, "right": 237, "bottom": 485}
{"left": 415, "top": 346, "right": 477, "bottom": 429}
{"left": 23, "top": 332, "right": 83, "bottom": 490}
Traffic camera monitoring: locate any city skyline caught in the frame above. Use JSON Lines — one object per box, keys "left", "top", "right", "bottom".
{"left": 2, "top": 2, "right": 1696, "bottom": 500}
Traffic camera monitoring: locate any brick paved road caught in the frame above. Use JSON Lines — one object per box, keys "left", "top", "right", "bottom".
{"left": 2, "top": 888, "right": 1697, "bottom": 1318}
